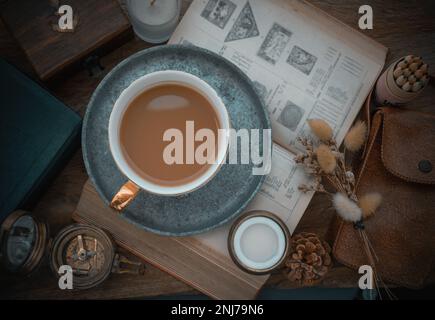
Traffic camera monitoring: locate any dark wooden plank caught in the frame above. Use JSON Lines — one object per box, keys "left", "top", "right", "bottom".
{"left": 0, "top": 0, "right": 132, "bottom": 80}
{"left": 0, "top": 248, "right": 196, "bottom": 300}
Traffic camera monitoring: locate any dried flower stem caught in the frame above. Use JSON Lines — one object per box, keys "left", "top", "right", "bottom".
{"left": 328, "top": 175, "right": 346, "bottom": 194}
{"left": 359, "top": 230, "right": 396, "bottom": 300}
{"left": 296, "top": 120, "right": 363, "bottom": 202}
{"left": 296, "top": 118, "right": 391, "bottom": 299}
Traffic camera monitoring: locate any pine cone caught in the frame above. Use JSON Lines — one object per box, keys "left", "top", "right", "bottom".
{"left": 283, "top": 232, "right": 332, "bottom": 285}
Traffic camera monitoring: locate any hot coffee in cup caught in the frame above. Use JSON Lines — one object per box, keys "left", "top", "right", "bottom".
{"left": 109, "top": 71, "right": 230, "bottom": 209}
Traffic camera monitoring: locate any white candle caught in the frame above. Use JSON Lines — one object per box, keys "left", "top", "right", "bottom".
{"left": 233, "top": 216, "right": 286, "bottom": 271}
{"left": 127, "top": 0, "right": 181, "bottom": 44}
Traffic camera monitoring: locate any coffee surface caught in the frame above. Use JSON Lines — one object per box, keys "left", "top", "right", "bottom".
{"left": 120, "top": 83, "right": 219, "bottom": 187}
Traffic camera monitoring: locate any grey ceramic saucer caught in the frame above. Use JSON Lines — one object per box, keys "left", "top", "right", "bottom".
{"left": 82, "top": 45, "right": 270, "bottom": 236}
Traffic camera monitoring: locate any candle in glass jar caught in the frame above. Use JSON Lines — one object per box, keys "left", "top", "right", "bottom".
{"left": 127, "top": 0, "right": 181, "bottom": 44}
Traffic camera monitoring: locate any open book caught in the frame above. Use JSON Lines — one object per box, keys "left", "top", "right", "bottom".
{"left": 169, "top": 0, "right": 386, "bottom": 256}
{"left": 75, "top": 0, "right": 386, "bottom": 299}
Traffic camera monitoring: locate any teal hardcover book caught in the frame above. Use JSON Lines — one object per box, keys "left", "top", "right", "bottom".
{"left": 0, "top": 59, "right": 81, "bottom": 222}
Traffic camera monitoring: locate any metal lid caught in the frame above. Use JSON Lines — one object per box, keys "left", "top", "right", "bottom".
{"left": 0, "top": 210, "right": 49, "bottom": 275}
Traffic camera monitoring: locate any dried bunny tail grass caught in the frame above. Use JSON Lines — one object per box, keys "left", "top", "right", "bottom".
{"left": 333, "top": 193, "right": 362, "bottom": 222}
{"left": 359, "top": 193, "right": 382, "bottom": 219}
{"left": 307, "top": 119, "right": 333, "bottom": 142}
{"left": 344, "top": 120, "right": 367, "bottom": 152}
{"left": 316, "top": 144, "right": 336, "bottom": 173}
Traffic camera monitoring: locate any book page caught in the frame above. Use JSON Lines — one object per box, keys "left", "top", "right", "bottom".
{"left": 171, "top": 0, "right": 386, "bottom": 257}
{"left": 170, "top": 0, "right": 386, "bottom": 151}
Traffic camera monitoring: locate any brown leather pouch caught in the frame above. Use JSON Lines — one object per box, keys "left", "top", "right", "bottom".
{"left": 333, "top": 107, "right": 435, "bottom": 289}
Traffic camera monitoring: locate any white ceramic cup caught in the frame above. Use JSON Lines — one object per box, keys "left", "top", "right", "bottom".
{"left": 108, "top": 70, "right": 230, "bottom": 199}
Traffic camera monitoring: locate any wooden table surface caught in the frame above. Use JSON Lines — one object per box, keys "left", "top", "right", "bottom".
{"left": 1, "top": 0, "right": 434, "bottom": 299}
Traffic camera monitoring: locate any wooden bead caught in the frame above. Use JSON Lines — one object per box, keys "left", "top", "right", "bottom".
{"left": 397, "top": 61, "right": 408, "bottom": 69}
{"left": 412, "top": 82, "right": 422, "bottom": 92}
{"left": 409, "top": 62, "right": 419, "bottom": 72}
{"left": 404, "top": 55, "right": 414, "bottom": 63}
{"left": 408, "top": 75, "right": 416, "bottom": 84}
{"left": 402, "top": 82, "right": 412, "bottom": 92}
{"left": 421, "top": 75, "right": 429, "bottom": 85}
{"left": 396, "top": 75, "right": 407, "bottom": 86}
{"left": 420, "top": 64, "right": 428, "bottom": 73}
{"left": 415, "top": 69, "right": 424, "bottom": 79}
{"left": 393, "top": 68, "right": 403, "bottom": 78}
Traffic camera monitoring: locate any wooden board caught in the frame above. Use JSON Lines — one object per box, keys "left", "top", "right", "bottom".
{"left": 0, "top": 0, "right": 132, "bottom": 80}
{"left": 0, "top": 247, "right": 197, "bottom": 300}
{"left": 73, "top": 181, "right": 268, "bottom": 300}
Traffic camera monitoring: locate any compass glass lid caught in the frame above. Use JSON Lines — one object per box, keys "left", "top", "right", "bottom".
{"left": 6, "top": 215, "right": 37, "bottom": 267}
{"left": 0, "top": 210, "right": 48, "bottom": 273}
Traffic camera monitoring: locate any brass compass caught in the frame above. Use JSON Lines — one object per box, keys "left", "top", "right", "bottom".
{"left": 50, "top": 224, "right": 115, "bottom": 290}
{"left": 1, "top": 212, "right": 145, "bottom": 289}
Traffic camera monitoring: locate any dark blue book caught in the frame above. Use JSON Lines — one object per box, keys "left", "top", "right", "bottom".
{"left": 0, "top": 59, "right": 81, "bottom": 222}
